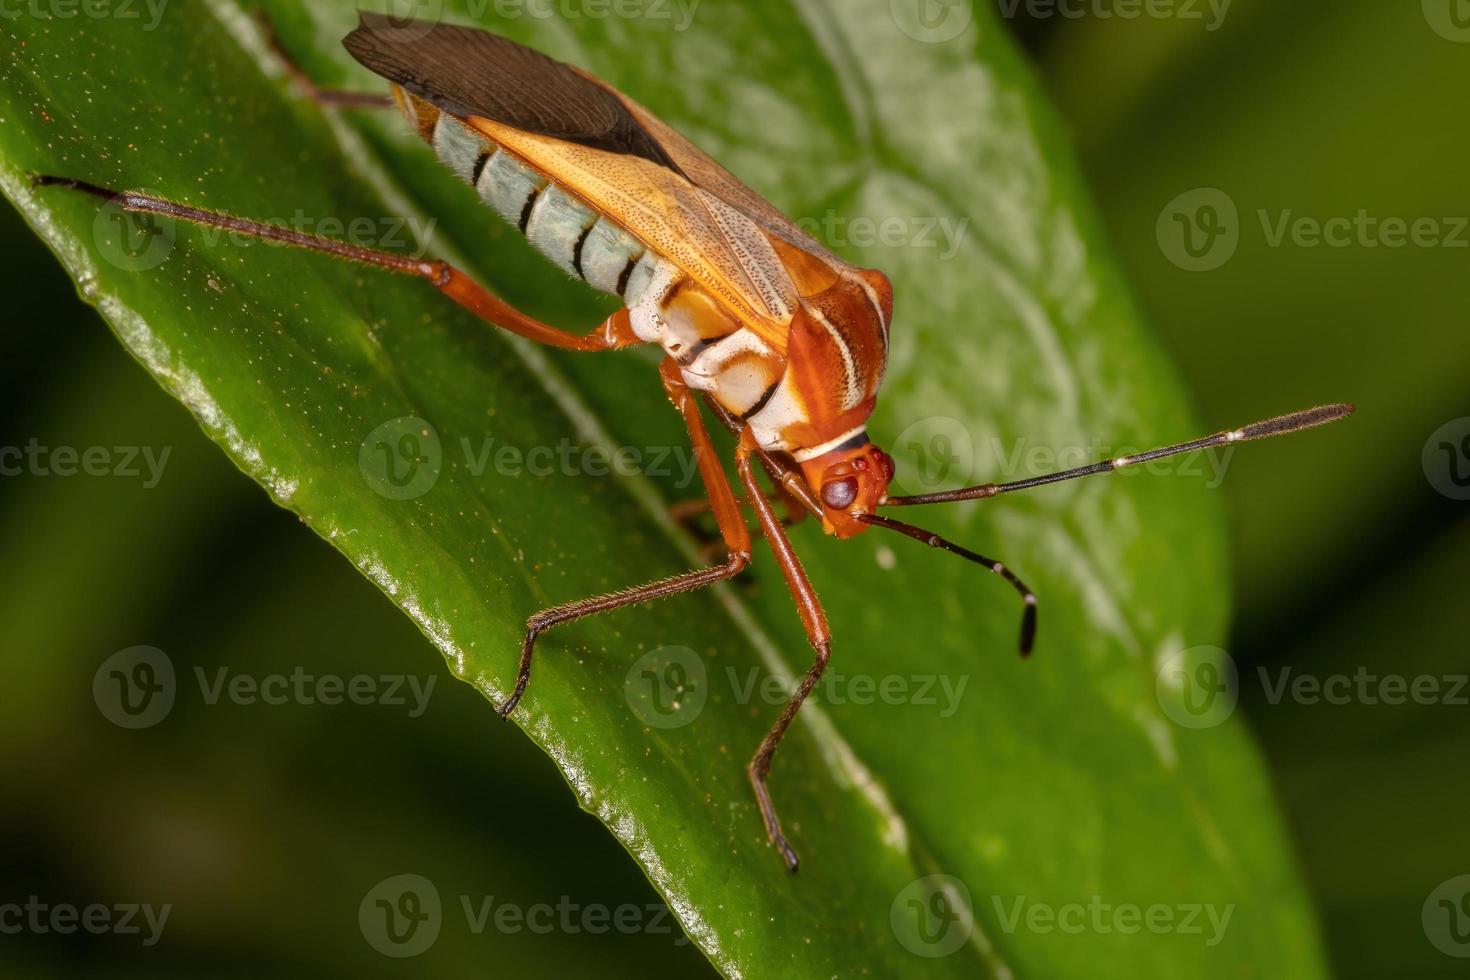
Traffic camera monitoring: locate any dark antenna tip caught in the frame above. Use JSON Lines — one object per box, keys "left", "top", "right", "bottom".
{"left": 1235, "top": 402, "right": 1354, "bottom": 442}
{"left": 1020, "top": 596, "right": 1037, "bottom": 657}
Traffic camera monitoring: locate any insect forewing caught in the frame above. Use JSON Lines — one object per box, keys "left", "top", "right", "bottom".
{"left": 344, "top": 14, "right": 865, "bottom": 353}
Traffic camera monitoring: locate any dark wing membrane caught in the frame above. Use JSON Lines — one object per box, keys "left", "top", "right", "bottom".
{"left": 343, "top": 13, "right": 683, "bottom": 175}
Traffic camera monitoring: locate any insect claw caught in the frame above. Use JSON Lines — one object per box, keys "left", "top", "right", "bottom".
{"left": 29, "top": 174, "right": 119, "bottom": 202}
{"left": 778, "top": 839, "right": 800, "bottom": 874}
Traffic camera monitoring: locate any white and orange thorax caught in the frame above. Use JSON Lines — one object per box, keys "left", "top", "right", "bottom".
{"left": 624, "top": 240, "right": 892, "bottom": 460}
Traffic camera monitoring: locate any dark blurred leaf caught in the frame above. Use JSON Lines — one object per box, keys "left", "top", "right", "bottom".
{"left": 1037, "top": 1, "right": 1469, "bottom": 621}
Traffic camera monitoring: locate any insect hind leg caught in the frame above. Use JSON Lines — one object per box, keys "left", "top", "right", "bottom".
{"left": 256, "top": 9, "right": 393, "bottom": 108}
{"left": 30, "top": 176, "right": 642, "bottom": 353}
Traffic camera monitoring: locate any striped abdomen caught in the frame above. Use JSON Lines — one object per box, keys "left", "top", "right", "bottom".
{"left": 398, "top": 88, "right": 668, "bottom": 308}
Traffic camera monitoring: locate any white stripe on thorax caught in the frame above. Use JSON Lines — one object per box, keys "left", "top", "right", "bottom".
{"left": 792, "top": 426, "right": 867, "bottom": 463}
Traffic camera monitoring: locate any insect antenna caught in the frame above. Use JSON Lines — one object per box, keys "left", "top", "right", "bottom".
{"left": 856, "top": 513, "right": 1037, "bottom": 656}
{"left": 884, "top": 403, "right": 1354, "bottom": 507}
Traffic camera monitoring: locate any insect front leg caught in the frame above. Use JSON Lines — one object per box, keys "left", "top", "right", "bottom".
{"left": 29, "top": 177, "right": 643, "bottom": 353}
{"left": 495, "top": 360, "right": 753, "bottom": 716}
{"left": 734, "top": 433, "right": 832, "bottom": 873}
{"left": 668, "top": 483, "right": 807, "bottom": 563}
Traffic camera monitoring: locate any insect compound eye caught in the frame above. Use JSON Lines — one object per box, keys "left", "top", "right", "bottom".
{"left": 821, "top": 477, "right": 859, "bottom": 510}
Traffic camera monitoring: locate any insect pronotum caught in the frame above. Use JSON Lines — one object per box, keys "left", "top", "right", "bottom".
{"left": 34, "top": 13, "right": 1353, "bottom": 872}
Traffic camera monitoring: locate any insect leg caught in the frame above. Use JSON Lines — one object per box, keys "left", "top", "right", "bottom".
{"left": 30, "top": 177, "right": 640, "bottom": 353}
{"left": 669, "top": 486, "right": 805, "bottom": 534}
{"left": 734, "top": 433, "right": 832, "bottom": 873}
{"left": 670, "top": 493, "right": 804, "bottom": 568}
{"left": 257, "top": 10, "right": 393, "bottom": 109}
{"left": 704, "top": 394, "right": 822, "bottom": 518}
{"left": 496, "top": 360, "right": 752, "bottom": 716}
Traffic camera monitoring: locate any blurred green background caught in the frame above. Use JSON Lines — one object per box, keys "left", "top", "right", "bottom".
{"left": 1, "top": 0, "right": 1465, "bottom": 977}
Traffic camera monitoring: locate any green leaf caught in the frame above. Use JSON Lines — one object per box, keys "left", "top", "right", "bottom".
{"left": 0, "top": 0, "right": 1325, "bottom": 975}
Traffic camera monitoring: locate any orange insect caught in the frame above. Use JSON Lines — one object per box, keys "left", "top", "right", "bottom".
{"left": 34, "top": 14, "right": 1352, "bottom": 871}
